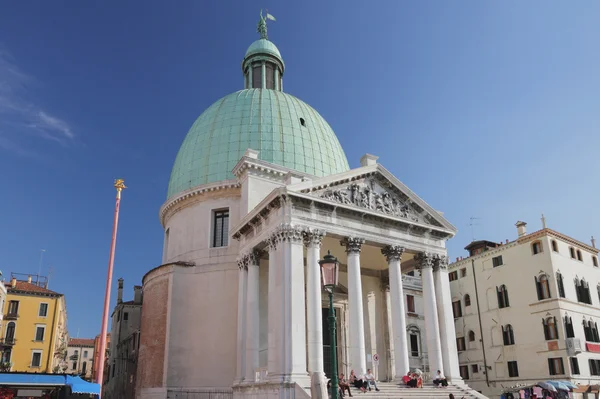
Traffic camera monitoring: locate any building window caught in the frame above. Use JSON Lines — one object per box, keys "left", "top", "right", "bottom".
{"left": 464, "top": 294, "right": 471, "bottom": 307}
{"left": 83, "top": 350, "right": 88, "bottom": 358}
{"left": 265, "top": 63, "right": 274, "bottom": 89}
{"left": 577, "top": 250, "right": 583, "bottom": 261}
{"left": 548, "top": 357, "right": 564, "bottom": 375}
{"left": 452, "top": 300, "right": 462, "bottom": 318}
{"left": 7, "top": 301, "right": 19, "bottom": 316}
{"left": 532, "top": 241, "right": 542, "bottom": 255}
{"left": 459, "top": 365, "right": 469, "bottom": 380}
{"left": 456, "top": 337, "right": 466, "bottom": 351}
{"left": 594, "top": 257, "right": 599, "bottom": 267}
{"left": 589, "top": 359, "right": 600, "bottom": 376}
{"left": 497, "top": 285, "right": 510, "bottom": 308}
{"left": 598, "top": 284, "right": 600, "bottom": 304}
{"left": 492, "top": 255, "right": 503, "bottom": 267}
{"left": 468, "top": 330, "right": 476, "bottom": 342}
{"left": 565, "top": 316, "right": 575, "bottom": 338}
{"left": 556, "top": 272, "right": 565, "bottom": 298}
{"left": 5, "top": 322, "right": 16, "bottom": 343}
{"left": 409, "top": 333, "right": 419, "bottom": 357}
{"left": 575, "top": 278, "right": 592, "bottom": 304}
{"left": 31, "top": 351, "right": 42, "bottom": 368}
{"left": 543, "top": 317, "right": 559, "bottom": 340}
{"left": 212, "top": 209, "right": 229, "bottom": 247}
{"left": 74, "top": 350, "right": 78, "bottom": 356}
{"left": 82, "top": 361, "right": 87, "bottom": 374}
{"left": 503, "top": 325, "right": 515, "bottom": 345}
{"left": 460, "top": 268, "right": 467, "bottom": 277}
{"left": 252, "top": 65, "right": 262, "bottom": 88}
{"left": 123, "top": 312, "right": 129, "bottom": 321}
{"left": 72, "top": 361, "right": 77, "bottom": 369}
{"left": 35, "top": 326, "right": 45, "bottom": 342}
{"left": 570, "top": 357, "right": 580, "bottom": 375}
{"left": 38, "top": 303, "right": 48, "bottom": 317}
{"left": 406, "top": 295, "right": 415, "bottom": 313}
{"left": 551, "top": 240, "right": 558, "bottom": 252}
{"left": 535, "top": 275, "right": 551, "bottom": 300}
{"left": 449, "top": 271, "right": 458, "bottom": 281}
{"left": 471, "top": 364, "right": 478, "bottom": 374}
{"left": 584, "top": 320, "right": 600, "bottom": 342}
{"left": 508, "top": 361, "right": 519, "bottom": 377}
{"left": 2, "top": 349, "right": 11, "bottom": 364}
{"left": 570, "top": 247, "right": 576, "bottom": 259}
{"left": 299, "top": 117, "right": 306, "bottom": 127}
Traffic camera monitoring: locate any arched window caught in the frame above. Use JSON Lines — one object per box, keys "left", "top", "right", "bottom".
{"left": 556, "top": 272, "right": 565, "bottom": 298}
{"left": 551, "top": 240, "right": 558, "bottom": 252}
{"left": 536, "top": 275, "right": 551, "bottom": 300}
{"left": 4, "top": 322, "right": 15, "bottom": 344}
{"left": 468, "top": 330, "right": 476, "bottom": 342}
{"left": 532, "top": 241, "right": 543, "bottom": 255}
{"left": 543, "top": 317, "right": 559, "bottom": 340}
{"left": 564, "top": 315, "right": 575, "bottom": 338}
{"left": 464, "top": 294, "right": 471, "bottom": 307}
{"left": 81, "top": 361, "right": 87, "bottom": 375}
{"left": 577, "top": 250, "right": 583, "bottom": 261}
{"left": 497, "top": 285, "right": 510, "bottom": 308}
{"left": 575, "top": 278, "right": 592, "bottom": 304}
{"left": 583, "top": 320, "right": 600, "bottom": 342}
{"left": 503, "top": 325, "right": 515, "bottom": 345}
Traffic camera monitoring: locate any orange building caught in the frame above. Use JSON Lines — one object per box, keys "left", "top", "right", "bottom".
{"left": 92, "top": 333, "right": 110, "bottom": 382}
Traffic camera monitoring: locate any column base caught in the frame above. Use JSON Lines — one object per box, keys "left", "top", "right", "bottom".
{"left": 449, "top": 377, "right": 465, "bottom": 385}
{"left": 309, "top": 371, "right": 328, "bottom": 399}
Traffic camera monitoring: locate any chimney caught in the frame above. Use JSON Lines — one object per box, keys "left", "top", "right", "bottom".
{"left": 516, "top": 221, "right": 527, "bottom": 237}
{"left": 360, "top": 153, "right": 379, "bottom": 167}
{"left": 10, "top": 277, "right": 16, "bottom": 288}
{"left": 592, "top": 236, "right": 597, "bottom": 249}
{"left": 133, "top": 285, "right": 143, "bottom": 305}
{"left": 117, "top": 278, "right": 124, "bottom": 304}
{"left": 27, "top": 275, "right": 32, "bottom": 284}
{"left": 541, "top": 214, "right": 547, "bottom": 229}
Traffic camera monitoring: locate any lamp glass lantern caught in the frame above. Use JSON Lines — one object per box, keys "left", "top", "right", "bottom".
{"left": 319, "top": 250, "right": 339, "bottom": 290}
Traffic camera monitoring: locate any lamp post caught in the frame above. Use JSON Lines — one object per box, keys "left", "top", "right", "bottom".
{"left": 319, "top": 251, "right": 340, "bottom": 399}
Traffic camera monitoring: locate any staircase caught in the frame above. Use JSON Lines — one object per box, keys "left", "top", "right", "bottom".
{"left": 339, "top": 382, "right": 486, "bottom": 398}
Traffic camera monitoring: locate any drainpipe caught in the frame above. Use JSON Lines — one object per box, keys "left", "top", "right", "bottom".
{"left": 45, "top": 296, "right": 61, "bottom": 372}
{"left": 471, "top": 259, "right": 490, "bottom": 387}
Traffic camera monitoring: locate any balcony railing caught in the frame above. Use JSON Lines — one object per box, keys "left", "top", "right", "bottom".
{"left": 0, "top": 337, "right": 16, "bottom": 346}
{"left": 5, "top": 312, "right": 18, "bottom": 320}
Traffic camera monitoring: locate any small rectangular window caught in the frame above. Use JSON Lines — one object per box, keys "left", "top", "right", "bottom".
{"left": 31, "top": 351, "right": 42, "bottom": 368}
{"left": 492, "top": 256, "right": 503, "bottom": 267}
{"left": 452, "top": 300, "right": 463, "bottom": 318}
{"left": 589, "top": 359, "right": 600, "bottom": 376}
{"left": 409, "top": 334, "right": 419, "bottom": 357}
{"left": 8, "top": 301, "right": 19, "bottom": 315}
{"left": 449, "top": 271, "right": 458, "bottom": 281}
{"left": 471, "top": 364, "right": 478, "bottom": 374}
{"left": 265, "top": 63, "right": 274, "bottom": 89}
{"left": 35, "top": 326, "right": 45, "bottom": 342}
{"left": 459, "top": 365, "right": 469, "bottom": 380}
{"left": 460, "top": 268, "right": 467, "bottom": 277}
{"left": 548, "top": 357, "right": 564, "bottom": 375}
{"left": 83, "top": 350, "right": 88, "bottom": 358}
{"left": 212, "top": 209, "right": 229, "bottom": 248}
{"left": 38, "top": 303, "right": 48, "bottom": 317}
{"left": 406, "top": 295, "right": 415, "bottom": 313}
{"left": 594, "top": 257, "right": 599, "bottom": 267}
{"left": 570, "top": 247, "right": 576, "bottom": 259}
{"left": 570, "top": 357, "right": 580, "bottom": 375}
{"left": 252, "top": 65, "right": 262, "bottom": 88}
{"left": 123, "top": 312, "right": 129, "bottom": 321}
{"left": 508, "top": 361, "right": 519, "bottom": 377}
{"left": 456, "top": 337, "right": 466, "bottom": 351}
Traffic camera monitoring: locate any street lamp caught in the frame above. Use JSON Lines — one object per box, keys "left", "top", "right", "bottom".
{"left": 319, "top": 251, "right": 339, "bottom": 399}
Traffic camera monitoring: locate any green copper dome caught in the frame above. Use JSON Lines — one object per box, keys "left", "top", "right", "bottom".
{"left": 245, "top": 39, "right": 282, "bottom": 61}
{"left": 167, "top": 89, "right": 349, "bottom": 198}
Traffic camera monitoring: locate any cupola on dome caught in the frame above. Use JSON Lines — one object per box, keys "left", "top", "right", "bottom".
{"left": 167, "top": 15, "right": 349, "bottom": 198}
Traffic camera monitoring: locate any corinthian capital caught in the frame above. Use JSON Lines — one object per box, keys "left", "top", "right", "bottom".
{"left": 433, "top": 254, "right": 449, "bottom": 271}
{"left": 414, "top": 252, "right": 435, "bottom": 270}
{"left": 237, "top": 256, "right": 248, "bottom": 271}
{"left": 340, "top": 237, "right": 365, "bottom": 254}
{"left": 268, "top": 223, "right": 306, "bottom": 250}
{"left": 248, "top": 249, "right": 265, "bottom": 266}
{"left": 303, "top": 228, "right": 326, "bottom": 247}
{"left": 381, "top": 245, "right": 405, "bottom": 263}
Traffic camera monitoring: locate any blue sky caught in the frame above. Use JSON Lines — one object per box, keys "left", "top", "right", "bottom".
{"left": 0, "top": 2, "right": 599, "bottom": 338}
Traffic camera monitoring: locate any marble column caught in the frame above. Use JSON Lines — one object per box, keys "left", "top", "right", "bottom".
{"left": 415, "top": 252, "right": 443, "bottom": 376}
{"left": 383, "top": 287, "right": 396, "bottom": 381}
{"left": 341, "top": 237, "right": 367, "bottom": 376}
{"left": 245, "top": 250, "right": 262, "bottom": 383}
{"left": 304, "top": 229, "right": 326, "bottom": 375}
{"left": 268, "top": 225, "right": 309, "bottom": 385}
{"left": 382, "top": 245, "right": 409, "bottom": 380}
{"left": 235, "top": 257, "right": 248, "bottom": 384}
{"left": 434, "top": 255, "right": 462, "bottom": 383}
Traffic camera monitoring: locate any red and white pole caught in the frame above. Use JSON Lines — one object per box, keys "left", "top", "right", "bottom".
{"left": 96, "top": 179, "right": 126, "bottom": 386}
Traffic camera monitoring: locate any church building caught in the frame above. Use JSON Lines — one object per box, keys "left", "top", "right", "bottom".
{"left": 136, "top": 16, "right": 485, "bottom": 399}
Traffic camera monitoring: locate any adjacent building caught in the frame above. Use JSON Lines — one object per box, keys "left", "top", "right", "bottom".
{"left": 1, "top": 274, "right": 68, "bottom": 373}
{"left": 66, "top": 338, "right": 95, "bottom": 380}
{"left": 103, "top": 278, "right": 142, "bottom": 399}
{"left": 449, "top": 219, "right": 600, "bottom": 398}
{"left": 92, "top": 332, "right": 110, "bottom": 382}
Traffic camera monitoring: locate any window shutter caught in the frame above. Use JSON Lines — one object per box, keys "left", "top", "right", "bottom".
{"left": 509, "top": 326, "right": 515, "bottom": 345}
{"left": 505, "top": 289, "right": 510, "bottom": 307}
{"left": 535, "top": 277, "right": 542, "bottom": 300}
{"left": 497, "top": 287, "right": 502, "bottom": 308}
{"left": 554, "top": 317, "right": 559, "bottom": 340}
{"left": 543, "top": 319, "right": 550, "bottom": 340}
{"left": 548, "top": 358, "right": 554, "bottom": 375}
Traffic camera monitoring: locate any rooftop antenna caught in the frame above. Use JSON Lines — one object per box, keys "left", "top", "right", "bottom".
{"left": 468, "top": 217, "right": 481, "bottom": 241}
{"left": 37, "top": 249, "right": 46, "bottom": 283}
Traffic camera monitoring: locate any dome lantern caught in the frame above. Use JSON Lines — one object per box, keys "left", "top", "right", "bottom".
{"left": 242, "top": 11, "right": 284, "bottom": 91}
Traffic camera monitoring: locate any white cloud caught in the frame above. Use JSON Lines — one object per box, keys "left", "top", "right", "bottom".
{"left": 0, "top": 45, "right": 75, "bottom": 155}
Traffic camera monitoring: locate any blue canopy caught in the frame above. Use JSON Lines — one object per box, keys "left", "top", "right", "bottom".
{"left": 66, "top": 375, "right": 101, "bottom": 395}
{"left": 0, "top": 373, "right": 64, "bottom": 386}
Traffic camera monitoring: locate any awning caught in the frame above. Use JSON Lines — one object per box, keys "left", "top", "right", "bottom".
{"left": 0, "top": 373, "right": 65, "bottom": 386}
{"left": 66, "top": 375, "right": 100, "bottom": 395}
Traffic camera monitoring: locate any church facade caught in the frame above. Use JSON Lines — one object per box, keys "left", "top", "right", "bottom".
{"left": 136, "top": 19, "right": 481, "bottom": 399}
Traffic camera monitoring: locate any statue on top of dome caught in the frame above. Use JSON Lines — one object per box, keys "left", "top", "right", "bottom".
{"left": 257, "top": 9, "right": 276, "bottom": 40}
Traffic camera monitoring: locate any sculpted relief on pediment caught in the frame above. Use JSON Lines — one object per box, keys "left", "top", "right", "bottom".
{"left": 314, "top": 178, "right": 424, "bottom": 223}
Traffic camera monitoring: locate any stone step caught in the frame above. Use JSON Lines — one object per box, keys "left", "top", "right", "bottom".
{"left": 335, "top": 382, "right": 483, "bottom": 399}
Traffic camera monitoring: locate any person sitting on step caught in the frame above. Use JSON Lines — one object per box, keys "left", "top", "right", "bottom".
{"left": 349, "top": 370, "right": 367, "bottom": 393}
{"left": 433, "top": 370, "right": 448, "bottom": 387}
{"left": 364, "top": 369, "right": 380, "bottom": 392}
{"left": 339, "top": 373, "right": 353, "bottom": 397}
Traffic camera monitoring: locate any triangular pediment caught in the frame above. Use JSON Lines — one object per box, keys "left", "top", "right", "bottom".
{"left": 286, "top": 164, "right": 456, "bottom": 233}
